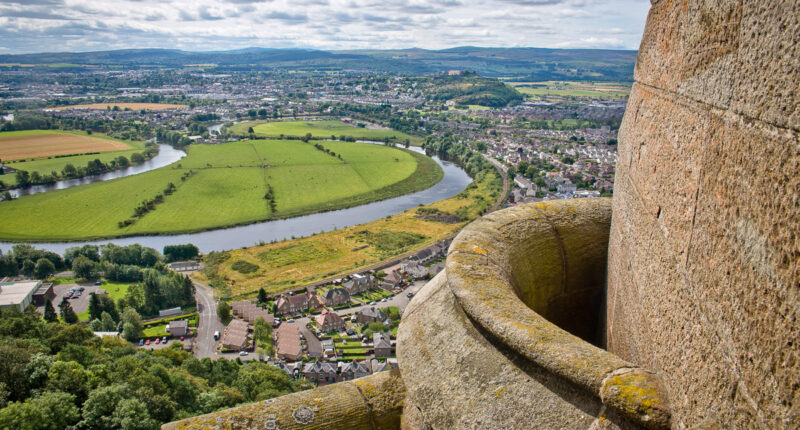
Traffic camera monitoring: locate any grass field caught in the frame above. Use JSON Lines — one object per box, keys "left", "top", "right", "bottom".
{"left": 195, "top": 168, "right": 501, "bottom": 297}
{"left": 51, "top": 103, "right": 188, "bottom": 111}
{"left": 0, "top": 139, "right": 441, "bottom": 241}
{"left": 512, "top": 81, "right": 631, "bottom": 99}
{"left": 0, "top": 130, "right": 135, "bottom": 161}
{"left": 230, "top": 120, "right": 422, "bottom": 145}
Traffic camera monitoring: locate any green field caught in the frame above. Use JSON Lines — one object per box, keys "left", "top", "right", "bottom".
{"left": 0, "top": 139, "right": 442, "bottom": 241}
{"left": 512, "top": 81, "right": 630, "bottom": 99}
{"left": 1, "top": 130, "right": 144, "bottom": 187}
{"left": 230, "top": 120, "right": 422, "bottom": 145}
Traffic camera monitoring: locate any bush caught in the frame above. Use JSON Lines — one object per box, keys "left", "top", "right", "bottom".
{"left": 231, "top": 260, "right": 259, "bottom": 274}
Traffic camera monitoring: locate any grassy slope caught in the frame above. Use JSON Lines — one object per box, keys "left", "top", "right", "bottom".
{"left": 230, "top": 120, "right": 422, "bottom": 145}
{"left": 0, "top": 139, "right": 441, "bottom": 241}
{"left": 195, "top": 169, "right": 500, "bottom": 297}
{"left": 2, "top": 130, "right": 144, "bottom": 187}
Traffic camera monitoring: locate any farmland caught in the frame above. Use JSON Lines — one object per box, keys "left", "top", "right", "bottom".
{"left": 0, "top": 129, "right": 135, "bottom": 161}
{"left": 51, "top": 102, "right": 188, "bottom": 111}
{"left": 229, "top": 120, "right": 422, "bottom": 145}
{"left": 0, "top": 139, "right": 441, "bottom": 240}
{"left": 511, "top": 81, "right": 631, "bottom": 99}
{"left": 194, "top": 167, "right": 502, "bottom": 298}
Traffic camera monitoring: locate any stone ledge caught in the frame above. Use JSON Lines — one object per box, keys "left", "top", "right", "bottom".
{"left": 162, "top": 369, "right": 405, "bottom": 430}
{"left": 399, "top": 199, "right": 671, "bottom": 429}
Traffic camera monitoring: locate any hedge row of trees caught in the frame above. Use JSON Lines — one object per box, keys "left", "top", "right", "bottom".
{"left": 0, "top": 309, "right": 308, "bottom": 429}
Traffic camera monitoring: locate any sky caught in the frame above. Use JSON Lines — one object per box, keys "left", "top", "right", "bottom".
{"left": 0, "top": 0, "right": 651, "bottom": 54}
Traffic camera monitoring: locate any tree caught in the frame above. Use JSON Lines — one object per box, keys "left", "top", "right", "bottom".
{"left": 21, "top": 259, "right": 34, "bottom": 277}
{"left": 253, "top": 317, "right": 273, "bottom": 359}
{"left": 217, "top": 301, "right": 231, "bottom": 324}
{"left": 15, "top": 170, "right": 29, "bottom": 188}
{"left": 88, "top": 293, "right": 103, "bottom": 321}
{"left": 100, "top": 311, "right": 117, "bottom": 331}
{"left": 257, "top": 288, "right": 268, "bottom": 304}
{"left": 33, "top": 258, "right": 55, "bottom": 279}
{"left": 59, "top": 299, "right": 78, "bottom": 324}
{"left": 72, "top": 256, "right": 96, "bottom": 279}
{"left": 43, "top": 298, "right": 58, "bottom": 322}
{"left": 120, "top": 308, "right": 143, "bottom": 341}
{"left": 0, "top": 391, "right": 80, "bottom": 430}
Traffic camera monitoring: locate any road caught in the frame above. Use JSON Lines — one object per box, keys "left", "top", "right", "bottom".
{"left": 192, "top": 279, "right": 225, "bottom": 359}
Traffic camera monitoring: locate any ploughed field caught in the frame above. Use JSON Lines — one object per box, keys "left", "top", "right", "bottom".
{"left": 51, "top": 103, "right": 188, "bottom": 111}
{"left": 0, "top": 130, "right": 145, "bottom": 187}
{"left": 0, "top": 130, "right": 133, "bottom": 160}
{"left": 0, "top": 139, "right": 442, "bottom": 241}
{"left": 230, "top": 120, "right": 422, "bottom": 145}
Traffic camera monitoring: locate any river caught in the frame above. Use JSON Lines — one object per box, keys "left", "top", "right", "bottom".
{"left": 9, "top": 144, "right": 186, "bottom": 198}
{"left": 0, "top": 146, "right": 471, "bottom": 254}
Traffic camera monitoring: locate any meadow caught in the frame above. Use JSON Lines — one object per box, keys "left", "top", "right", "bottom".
{"left": 0, "top": 139, "right": 441, "bottom": 240}
{"left": 512, "top": 81, "right": 631, "bottom": 99}
{"left": 195, "top": 168, "right": 502, "bottom": 298}
{"left": 51, "top": 103, "right": 188, "bottom": 111}
{"left": 230, "top": 120, "right": 422, "bottom": 145}
{"left": 0, "top": 130, "right": 136, "bottom": 161}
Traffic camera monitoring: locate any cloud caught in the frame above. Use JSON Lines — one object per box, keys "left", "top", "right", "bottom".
{"left": 0, "top": 0, "right": 650, "bottom": 53}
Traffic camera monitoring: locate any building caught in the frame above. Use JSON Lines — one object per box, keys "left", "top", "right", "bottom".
{"left": 356, "top": 307, "right": 386, "bottom": 325}
{"left": 167, "top": 320, "right": 189, "bottom": 337}
{"left": 321, "top": 288, "right": 350, "bottom": 307}
{"left": 373, "top": 332, "right": 392, "bottom": 358}
{"left": 31, "top": 282, "right": 54, "bottom": 306}
{"left": 315, "top": 310, "right": 344, "bottom": 333}
{"left": 340, "top": 360, "right": 370, "bottom": 381}
{"left": 342, "top": 273, "right": 375, "bottom": 296}
{"left": 232, "top": 299, "right": 275, "bottom": 325}
{"left": 220, "top": 319, "right": 249, "bottom": 351}
{"left": 0, "top": 281, "right": 41, "bottom": 311}
{"left": 275, "top": 290, "right": 322, "bottom": 316}
{"left": 302, "top": 362, "right": 338, "bottom": 385}
{"left": 275, "top": 322, "right": 302, "bottom": 362}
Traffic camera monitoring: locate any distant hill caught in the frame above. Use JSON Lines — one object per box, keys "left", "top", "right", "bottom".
{"left": 0, "top": 46, "right": 636, "bottom": 81}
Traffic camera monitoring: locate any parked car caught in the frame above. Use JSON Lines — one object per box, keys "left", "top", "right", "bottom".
{"left": 78, "top": 287, "right": 85, "bottom": 292}
{"left": 407, "top": 292, "right": 415, "bottom": 298}
{"left": 213, "top": 331, "right": 220, "bottom": 340}
{"left": 154, "top": 338, "right": 160, "bottom": 344}
{"left": 138, "top": 339, "right": 144, "bottom": 347}
{"left": 369, "top": 301, "right": 376, "bottom": 305}
{"left": 162, "top": 336, "right": 168, "bottom": 344}
{"left": 239, "top": 351, "right": 249, "bottom": 356}
{"left": 65, "top": 293, "right": 72, "bottom": 299}
{"left": 145, "top": 339, "right": 151, "bottom": 345}
{"left": 287, "top": 318, "right": 295, "bottom": 323}
{"left": 380, "top": 298, "right": 388, "bottom": 302}
{"left": 94, "top": 280, "right": 102, "bottom": 285}
{"left": 179, "top": 336, "right": 184, "bottom": 341}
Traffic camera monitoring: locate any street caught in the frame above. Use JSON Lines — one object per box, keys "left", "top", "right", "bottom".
{"left": 192, "top": 279, "right": 225, "bottom": 359}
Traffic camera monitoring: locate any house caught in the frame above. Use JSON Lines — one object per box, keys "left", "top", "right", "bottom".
{"left": 321, "top": 288, "right": 350, "bottom": 307}
{"left": 315, "top": 310, "right": 345, "bottom": 333}
{"left": 167, "top": 320, "right": 189, "bottom": 337}
{"left": 340, "top": 361, "right": 370, "bottom": 381}
{"left": 221, "top": 319, "right": 249, "bottom": 351}
{"left": 357, "top": 307, "right": 386, "bottom": 325}
{"left": 275, "top": 322, "right": 303, "bottom": 362}
{"left": 342, "top": 273, "right": 375, "bottom": 295}
{"left": 373, "top": 332, "right": 393, "bottom": 358}
{"left": 557, "top": 182, "right": 577, "bottom": 194}
{"left": 302, "top": 362, "right": 338, "bottom": 385}
{"left": 361, "top": 359, "right": 395, "bottom": 374}
{"left": 401, "top": 262, "right": 428, "bottom": 280}
{"left": 275, "top": 289, "right": 323, "bottom": 316}
{"left": 232, "top": 300, "right": 276, "bottom": 325}
{"left": 381, "top": 269, "right": 404, "bottom": 290}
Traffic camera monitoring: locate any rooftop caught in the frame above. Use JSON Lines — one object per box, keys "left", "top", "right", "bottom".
{"left": 0, "top": 281, "right": 41, "bottom": 307}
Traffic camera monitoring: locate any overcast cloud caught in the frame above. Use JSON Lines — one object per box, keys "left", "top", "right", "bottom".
{"left": 0, "top": 0, "right": 650, "bottom": 54}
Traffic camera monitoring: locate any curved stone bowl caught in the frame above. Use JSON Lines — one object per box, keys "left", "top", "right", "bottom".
{"left": 399, "top": 198, "right": 671, "bottom": 430}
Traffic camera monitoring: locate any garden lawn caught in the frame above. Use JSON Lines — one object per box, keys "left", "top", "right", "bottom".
{"left": 0, "top": 139, "right": 440, "bottom": 241}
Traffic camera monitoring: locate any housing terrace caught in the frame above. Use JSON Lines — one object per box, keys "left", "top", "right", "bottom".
{"left": 220, "top": 319, "right": 249, "bottom": 351}
{"left": 275, "top": 322, "right": 302, "bottom": 362}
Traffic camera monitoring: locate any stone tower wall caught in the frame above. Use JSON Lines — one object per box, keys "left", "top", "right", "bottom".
{"left": 606, "top": 0, "right": 799, "bottom": 428}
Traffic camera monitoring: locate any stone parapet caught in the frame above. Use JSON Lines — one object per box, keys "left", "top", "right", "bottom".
{"left": 162, "top": 369, "right": 405, "bottom": 430}
{"left": 398, "top": 199, "right": 670, "bottom": 430}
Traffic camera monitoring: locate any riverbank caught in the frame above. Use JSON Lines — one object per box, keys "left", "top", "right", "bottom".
{"left": 193, "top": 163, "right": 503, "bottom": 298}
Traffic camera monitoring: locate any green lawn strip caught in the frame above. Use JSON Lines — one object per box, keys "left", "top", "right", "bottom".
{"left": 0, "top": 140, "right": 441, "bottom": 241}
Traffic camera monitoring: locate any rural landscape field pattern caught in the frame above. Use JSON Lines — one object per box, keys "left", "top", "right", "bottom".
{"left": 0, "top": 138, "right": 441, "bottom": 240}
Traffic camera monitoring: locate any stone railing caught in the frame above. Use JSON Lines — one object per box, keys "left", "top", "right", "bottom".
{"left": 162, "top": 369, "right": 404, "bottom": 430}
{"left": 398, "top": 198, "right": 671, "bottom": 429}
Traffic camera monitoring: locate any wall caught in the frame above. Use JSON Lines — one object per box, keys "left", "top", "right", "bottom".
{"left": 606, "top": 0, "right": 799, "bottom": 428}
